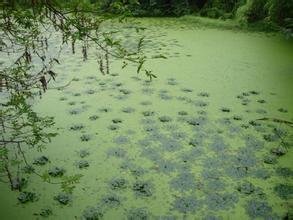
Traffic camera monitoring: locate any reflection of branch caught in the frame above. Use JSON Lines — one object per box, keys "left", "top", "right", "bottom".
{"left": 44, "top": 2, "right": 141, "bottom": 65}
{"left": 16, "top": 142, "right": 63, "bottom": 185}
{"left": 0, "top": 140, "right": 25, "bottom": 144}
{"left": 48, "top": 79, "right": 73, "bottom": 90}
{"left": 256, "top": 117, "right": 293, "bottom": 127}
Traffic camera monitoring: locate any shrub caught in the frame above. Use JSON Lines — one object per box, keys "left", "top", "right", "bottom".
{"left": 268, "top": 0, "right": 293, "bottom": 25}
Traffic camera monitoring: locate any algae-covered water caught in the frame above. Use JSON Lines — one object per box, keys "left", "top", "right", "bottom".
{"left": 0, "top": 18, "right": 293, "bottom": 220}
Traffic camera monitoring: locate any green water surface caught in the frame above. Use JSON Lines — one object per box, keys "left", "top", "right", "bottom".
{"left": 0, "top": 18, "right": 292, "bottom": 220}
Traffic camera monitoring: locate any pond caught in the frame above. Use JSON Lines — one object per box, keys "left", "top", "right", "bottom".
{"left": 0, "top": 17, "right": 292, "bottom": 219}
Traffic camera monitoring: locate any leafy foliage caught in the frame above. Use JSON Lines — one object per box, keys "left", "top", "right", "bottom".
{"left": 98, "top": 0, "right": 292, "bottom": 32}
{"left": 0, "top": 0, "right": 153, "bottom": 195}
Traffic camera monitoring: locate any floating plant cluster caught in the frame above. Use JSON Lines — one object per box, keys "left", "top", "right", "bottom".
{"left": 18, "top": 192, "right": 38, "bottom": 204}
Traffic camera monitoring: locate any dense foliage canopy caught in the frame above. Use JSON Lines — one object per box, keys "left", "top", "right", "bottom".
{"left": 97, "top": 0, "right": 292, "bottom": 29}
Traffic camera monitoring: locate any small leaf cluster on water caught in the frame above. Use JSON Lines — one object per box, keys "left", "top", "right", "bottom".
{"left": 54, "top": 193, "right": 71, "bottom": 205}
{"left": 209, "top": 136, "right": 227, "bottom": 152}
{"left": 156, "top": 160, "right": 177, "bottom": 174}
{"left": 33, "top": 156, "right": 49, "bottom": 166}
{"left": 142, "top": 110, "right": 155, "bottom": 117}
{"left": 194, "top": 100, "right": 208, "bottom": 107}
{"left": 220, "top": 107, "right": 231, "bottom": 113}
{"left": 127, "top": 208, "right": 149, "bottom": 220}
{"left": 170, "top": 172, "right": 197, "bottom": 192}
{"left": 99, "top": 107, "right": 111, "bottom": 113}
{"left": 18, "top": 191, "right": 38, "bottom": 203}
{"left": 276, "top": 167, "right": 293, "bottom": 178}
{"left": 178, "top": 111, "right": 188, "bottom": 116}
{"left": 271, "top": 146, "right": 287, "bottom": 156}
{"left": 263, "top": 133, "right": 279, "bottom": 142}
{"left": 274, "top": 184, "right": 293, "bottom": 200}
{"left": 198, "top": 92, "right": 210, "bottom": 97}
{"left": 159, "top": 92, "right": 173, "bottom": 100}
{"left": 119, "top": 89, "right": 132, "bottom": 95}
{"left": 181, "top": 88, "right": 193, "bottom": 93}
{"left": 79, "top": 149, "right": 90, "bottom": 158}
{"left": 69, "top": 108, "right": 82, "bottom": 115}
{"left": 252, "top": 168, "right": 271, "bottom": 180}
{"left": 70, "top": 124, "right": 85, "bottom": 131}
{"left": 172, "top": 196, "right": 200, "bottom": 213}
{"left": 264, "top": 144, "right": 288, "bottom": 165}
{"left": 263, "top": 155, "right": 277, "bottom": 164}
{"left": 48, "top": 167, "right": 65, "bottom": 177}
{"left": 108, "top": 124, "right": 119, "bottom": 130}
{"left": 244, "top": 135, "right": 264, "bottom": 150}
{"left": 278, "top": 108, "right": 288, "bottom": 113}
{"left": 101, "top": 194, "right": 121, "bottom": 207}
{"left": 22, "top": 165, "right": 35, "bottom": 174}
{"left": 237, "top": 181, "right": 255, "bottom": 195}
{"left": 245, "top": 200, "right": 273, "bottom": 218}
{"left": 112, "top": 118, "right": 123, "bottom": 124}
{"left": 205, "top": 178, "right": 226, "bottom": 192}
{"left": 114, "top": 136, "right": 129, "bottom": 145}
{"left": 167, "top": 78, "right": 178, "bottom": 86}
{"left": 78, "top": 160, "right": 89, "bottom": 169}
{"left": 206, "top": 193, "right": 238, "bottom": 210}
{"left": 159, "top": 138, "right": 181, "bottom": 152}
{"left": 107, "top": 147, "right": 127, "bottom": 158}
{"left": 36, "top": 208, "right": 53, "bottom": 217}
{"left": 140, "top": 101, "right": 152, "bottom": 106}
{"left": 187, "top": 117, "right": 207, "bottom": 127}
{"left": 189, "top": 138, "right": 199, "bottom": 147}
{"left": 203, "top": 215, "right": 222, "bottom": 220}
{"left": 122, "top": 107, "right": 135, "bottom": 113}
{"left": 82, "top": 205, "right": 103, "bottom": 220}
{"left": 109, "top": 178, "right": 128, "bottom": 190}
{"left": 158, "top": 116, "right": 172, "bottom": 123}
{"left": 89, "top": 115, "right": 99, "bottom": 121}
{"left": 132, "top": 181, "right": 153, "bottom": 197}
{"left": 80, "top": 134, "right": 91, "bottom": 142}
